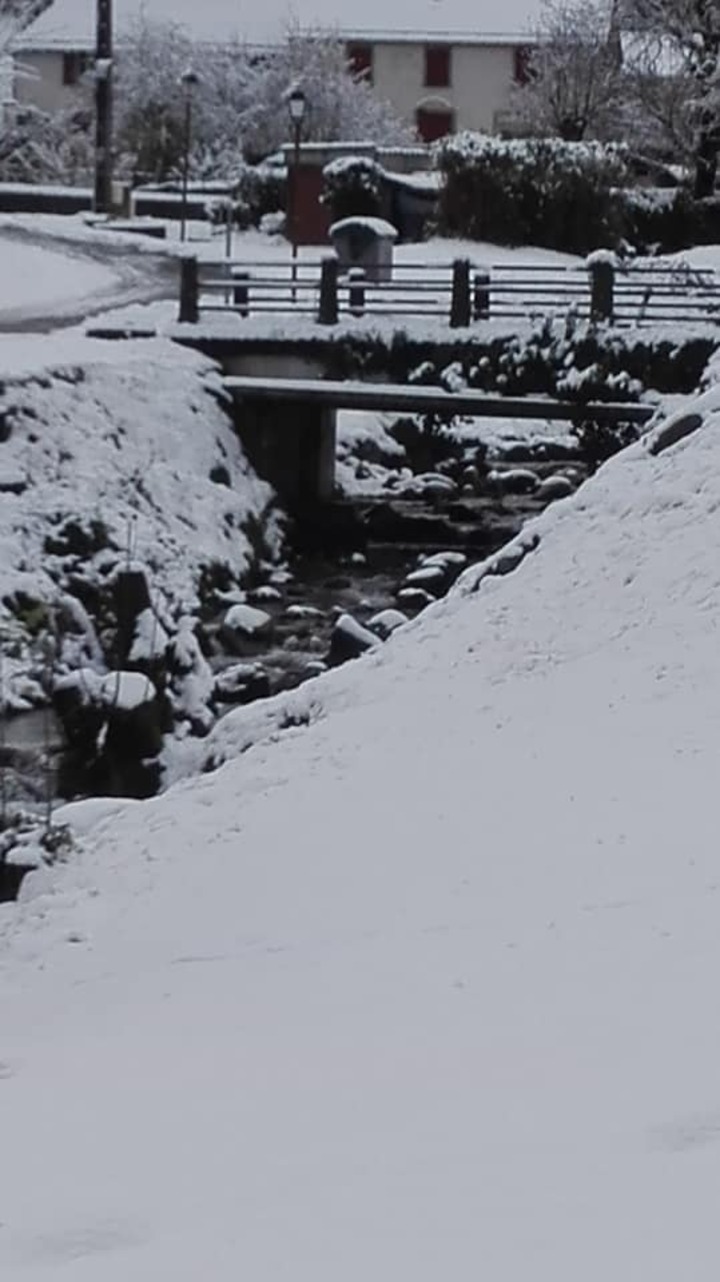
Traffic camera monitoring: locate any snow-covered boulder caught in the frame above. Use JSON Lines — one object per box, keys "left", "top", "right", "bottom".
{"left": 327, "top": 613, "right": 379, "bottom": 666}
{"left": 213, "top": 663, "right": 270, "bottom": 706}
{"left": 397, "top": 586, "right": 435, "bottom": 611}
{"left": 403, "top": 564, "right": 448, "bottom": 595}
{"left": 368, "top": 608, "right": 408, "bottom": 640}
{"left": 536, "top": 474, "right": 575, "bottom": 502}
{"left": 490, "top": 467, "right": 539, "bottom": 495}
{"left": 220, "top": 603, "right": 273, "bottom": 654}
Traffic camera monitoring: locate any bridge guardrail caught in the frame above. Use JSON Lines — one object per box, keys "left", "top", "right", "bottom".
{"left": 178, "top": 254, "right": 720, "bottom": 329}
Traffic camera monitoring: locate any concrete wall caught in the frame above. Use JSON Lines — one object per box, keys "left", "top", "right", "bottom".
{"left": 367, "top": 41, "right": 519, "bottom": 134}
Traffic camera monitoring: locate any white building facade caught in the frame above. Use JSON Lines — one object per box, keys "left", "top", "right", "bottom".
{"left": 345, "top": 33, "right": 531, "bottom": 141}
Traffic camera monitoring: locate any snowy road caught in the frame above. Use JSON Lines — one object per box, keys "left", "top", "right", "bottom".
{"left": 0, "top": 225, "right": 177, "bottom": 332}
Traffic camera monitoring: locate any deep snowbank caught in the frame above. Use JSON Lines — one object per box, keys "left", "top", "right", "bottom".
{"left": 2, "top": 373, "right": 720, "bottom": 1278}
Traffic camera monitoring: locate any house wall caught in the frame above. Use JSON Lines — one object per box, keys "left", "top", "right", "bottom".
{"left": 14, "top": 51, "right": 82, "bottom": 113}
{"left": 363, "top": 41, "right": 519, "bottom": 135}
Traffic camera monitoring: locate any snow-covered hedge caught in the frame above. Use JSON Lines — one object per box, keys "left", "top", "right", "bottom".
{"left": 322, "top": 156, "right": 384, "bottom": 221}
{"left": 436, "top": 133, "right": 629, "bottom": 254}
{"left": 618, "top": 188, "right": 720, "bottom": 255}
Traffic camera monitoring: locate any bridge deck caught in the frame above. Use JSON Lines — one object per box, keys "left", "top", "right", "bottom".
{"left": 223, "top": 377, "right": 655, "bottom": 426}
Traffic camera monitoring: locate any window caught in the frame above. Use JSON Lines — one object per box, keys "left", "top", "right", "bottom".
{"left": 513, "top": 45, "right": 533, "bottom": 85}
{"left": 416, "top": 106, "right": 454, "bottom": 143}
{"left": 347, "top": 42, "right": 373, "bottom": 83}
{"left": 62, "top": 51, "right": 90, "bottom": 86}
{"left": 424, "top": 45, "right": 451, "bottom": 88}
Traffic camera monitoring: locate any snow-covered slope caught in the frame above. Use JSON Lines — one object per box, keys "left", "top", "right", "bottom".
{"left": 1, "top": 374, "right": 720, "bottom": 1278}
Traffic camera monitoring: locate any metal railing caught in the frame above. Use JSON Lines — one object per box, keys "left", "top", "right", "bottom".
{"left": 177, "top": 254, "right": 720, "bottom": 329}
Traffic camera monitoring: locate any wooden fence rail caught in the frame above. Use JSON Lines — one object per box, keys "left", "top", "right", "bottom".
{"left": 178, "top": 254, "right": 720, "bottom": 329}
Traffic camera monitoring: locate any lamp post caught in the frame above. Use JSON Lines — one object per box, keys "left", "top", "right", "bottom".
{"left": 179, "top": 68, "right": 199, "bottom": 243}
{"left": 287, "top": 87, "right": 306, "bottom": 302}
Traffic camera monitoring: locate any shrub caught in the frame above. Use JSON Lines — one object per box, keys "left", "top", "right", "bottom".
{"left": 204, "top": 162, "right": 286, "bottom": 230}
{"left": 436, "top": 133, "right": 628, "bottom": 254}
{"left": 0, "top": 105, "right": 93, "bottom": 185}
{"left": 322, "top": 156, "right": 383, "bottom": 221}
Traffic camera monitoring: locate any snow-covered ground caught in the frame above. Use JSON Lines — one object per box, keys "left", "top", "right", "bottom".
{"left": 0, "top": 239, "right": 113, "bottom": 310}
{"left": 0, "top": 332, "right": 720, "bottom": 1278}
{"left": 0, "top": 224, "right": 176, "bottom": 331}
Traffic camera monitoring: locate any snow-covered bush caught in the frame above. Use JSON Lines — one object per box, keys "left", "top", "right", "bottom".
{"left": 436, "top": 133, "right": 629, "bottom": 253}
{"left": 0, "top": 103, "right": 93, "bottom": 184}
{"left": 204, "top": 164, "right": 286, "bottom": 230}
{"left": 616, "top": 187, "right": 720, "bottom": 254}
{"left": 322, "top": 156, "right": 383, "bottom": 220}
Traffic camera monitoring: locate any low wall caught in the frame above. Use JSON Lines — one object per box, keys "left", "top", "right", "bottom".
{"left": 0, "top": 182, "right": 92, "bottom": 214}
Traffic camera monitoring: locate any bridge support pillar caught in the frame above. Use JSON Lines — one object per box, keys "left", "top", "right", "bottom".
{"left": 233, "top": 398, "right": 336, "bottom": 507}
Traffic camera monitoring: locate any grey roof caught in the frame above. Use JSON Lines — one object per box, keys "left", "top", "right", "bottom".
{"left": 15, "top": 0, "right": 543, "bottom": 50}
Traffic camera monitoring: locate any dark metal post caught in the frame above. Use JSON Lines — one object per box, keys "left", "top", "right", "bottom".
{"left": 231, "top": 268, "right": 249, "bottom": 317}
{"left": 473, "top": 268, "right": 491, "bottom": 320}
{"left": 348, "top": 267, "right": 366, "bottom": 316}
{"left": 291, "top": 120, "right": 301, "bottom": 303}
{"left": 450, "top": 258, "right": 471, "bottom": 328}
{"left": 589, "top": 257, "right": 615, "bottom": 324}
{"left": 318, "top": 256, "right": 338, "bottom": 325}
{"left": 178, "top": 255, "right": 199, "bottom": 323}
{"left": 94, "top": 0, "right": 113, "bottom": 215}
{"left": 179, "top": 70, "right": 199, "bottom": 244}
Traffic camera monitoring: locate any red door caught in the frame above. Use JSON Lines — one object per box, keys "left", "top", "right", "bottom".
{"left": 416, "top": 107, "right": 454, "bottom": 143}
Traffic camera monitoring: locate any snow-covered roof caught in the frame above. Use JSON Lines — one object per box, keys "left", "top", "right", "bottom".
{"left": 14, "top": 0, "right": 544, "bottom": 51}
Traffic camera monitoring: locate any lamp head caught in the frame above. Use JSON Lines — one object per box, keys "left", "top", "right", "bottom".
{"left": 288, "top": 87, "right": 306, "bottom": 123}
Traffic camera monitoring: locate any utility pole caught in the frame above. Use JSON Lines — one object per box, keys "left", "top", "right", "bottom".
{"left": 94, "top": 0, "right": 113, "bottom": 215}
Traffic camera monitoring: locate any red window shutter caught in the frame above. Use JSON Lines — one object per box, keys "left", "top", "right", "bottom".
{"left": 424, "top": 45, "right": 451, "bottom": 88}
{"left": 416, "top": 107, "right": 454, "bottom": 143}
{"left": 513, "top": 45, "right": 532, "bottom": 85}
{"left": 347, "top": 42, "right": 374, "bottom": 83}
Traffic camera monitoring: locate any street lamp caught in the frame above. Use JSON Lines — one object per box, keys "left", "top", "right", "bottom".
{"left": 287, "top": 87, "right": 306, "bottom": 301}
{"left": 179, "top": 68, "right": 200, "bottom": 243}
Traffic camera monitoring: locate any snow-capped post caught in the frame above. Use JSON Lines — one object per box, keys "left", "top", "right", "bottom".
{"left": 231, "top": 268, "right": 249, "bottom": 317}
{"left": 318, "top": 255, "right": 339, "bottom": 324}
{"left": 588, "top": 251, "right": 615, "bottom": 324}
{"left": 178, "top": 255, "right": 199, "bottom": 323}
{"left": 450, "top": 259, "right": 471, "bottom": 328}
{"left": 348, "top": 266, "right": 366, "bottom": 316}
{"left": 473, "top": 267, "right": 491, "bottom": 320}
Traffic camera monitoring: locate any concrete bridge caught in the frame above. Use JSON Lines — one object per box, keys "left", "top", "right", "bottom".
{"left": 223, "top": 375, "right": 655, "bottom": 506}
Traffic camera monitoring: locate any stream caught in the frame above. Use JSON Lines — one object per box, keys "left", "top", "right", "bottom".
{"left": 207, "top": 454, "right": 585, "bottom": 697}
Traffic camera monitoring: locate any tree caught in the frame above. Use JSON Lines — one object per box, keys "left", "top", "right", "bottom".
{"left": 0, "top": 0, "right": 51, "bottom": 46}
{"left": 112, "top": 18, "right": 415, "bottom": 182}
{"left": 623, "top": 0, "right": 720, "bottom": 196}
{"left": 512, "top": 0, "right": 625, "bottom": 141}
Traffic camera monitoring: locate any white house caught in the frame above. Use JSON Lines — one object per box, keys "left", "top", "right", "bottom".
{"left": 12, "top": 0, "right": 544, "bottom": 138}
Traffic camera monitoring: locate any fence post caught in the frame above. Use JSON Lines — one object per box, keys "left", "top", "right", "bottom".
{"left": 178, "top": 255, "right": 199, "bottom": 324}
{"left": 473, "top": 268, "right": 491, "bottom": 320}
{"left": 318, "top": 256, "right": 339, "bottom": 325}
{"left": 450, "top": 258, "right": 471, "bottom": 328}
{"left": 231, "top": 268, "right": 249, "bottom": 318}
{"left": 588, "top": 256, "right": 615, "bottom": 324}
{"left": 348, "top": 267, "right": 366, "bottom": 317}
